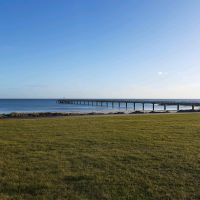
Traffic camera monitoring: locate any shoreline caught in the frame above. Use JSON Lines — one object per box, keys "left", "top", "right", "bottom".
{"left": 1, "top": 109, "right": 200, "bottom": 119}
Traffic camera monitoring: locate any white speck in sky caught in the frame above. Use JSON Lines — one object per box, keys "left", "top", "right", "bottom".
{"left": 158, "top": 72, "right": 168, "bottom": 76}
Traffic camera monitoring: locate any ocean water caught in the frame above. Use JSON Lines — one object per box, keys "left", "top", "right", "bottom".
{"left": 0, "top": 99, "right": 199, "bottom": 114}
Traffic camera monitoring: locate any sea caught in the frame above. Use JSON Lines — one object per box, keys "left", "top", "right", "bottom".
{"left": 0, "top": 99, "right": 199, "bottom": 114}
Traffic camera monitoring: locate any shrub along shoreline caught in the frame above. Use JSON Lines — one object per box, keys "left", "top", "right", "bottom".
{"left": 0, "top": 109, "right": 199, "bottom": 119}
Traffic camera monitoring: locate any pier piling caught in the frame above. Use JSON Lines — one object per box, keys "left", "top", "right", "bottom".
{"left": 142, "top": 103, "right": 145, "bottom": 111}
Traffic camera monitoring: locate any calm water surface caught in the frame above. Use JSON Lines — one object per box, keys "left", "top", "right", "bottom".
{"left": 0, "top": 99, "right": 199, "bottom": 114}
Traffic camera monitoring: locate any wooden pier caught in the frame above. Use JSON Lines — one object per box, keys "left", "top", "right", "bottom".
{"left": 57, "top": 99, "right": 200, "bottom": 111}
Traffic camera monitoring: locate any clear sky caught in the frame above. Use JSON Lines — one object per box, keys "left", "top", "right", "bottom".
{"left": 0, "top": 0, "right": 200, "bottom": 99}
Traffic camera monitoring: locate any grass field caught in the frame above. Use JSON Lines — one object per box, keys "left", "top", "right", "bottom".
{"left": 0, "top": 114, "right": 200, "bottom": 200}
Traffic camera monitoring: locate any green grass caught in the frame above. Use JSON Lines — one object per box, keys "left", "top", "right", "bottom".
{"left": 0, "top": 114, "right": 200, "bottom": 200}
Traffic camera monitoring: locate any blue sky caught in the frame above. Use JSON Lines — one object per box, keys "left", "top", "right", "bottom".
{"left": 0, "top": 0, "right": 200, "bottom": 98}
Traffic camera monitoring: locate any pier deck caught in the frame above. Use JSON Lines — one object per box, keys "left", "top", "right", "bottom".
{"left": 57, "top": 99, "right": 200, "bottom": 111}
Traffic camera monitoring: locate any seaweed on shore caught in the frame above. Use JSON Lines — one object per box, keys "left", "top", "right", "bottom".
{"left": 0, "top": 112, "right": 70, "bottom": 119}
{"left": 129, "top": 111, "right": 145, "bottom": 114}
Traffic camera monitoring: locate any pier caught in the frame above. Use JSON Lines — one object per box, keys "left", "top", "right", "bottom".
{"left": 57, "top": 99, "right": 200, "bottom": 111}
